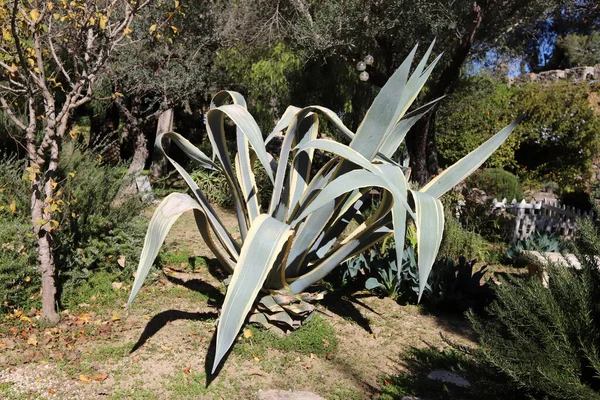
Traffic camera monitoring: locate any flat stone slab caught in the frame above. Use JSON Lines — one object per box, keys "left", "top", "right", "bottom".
{"left": 257, "top": 389, "right": 325, "bottom": 400}
{"left": 522, "top": 251, "right": 582, "bottom": 269}
{"left": 427, "top": 369, "right": 471, "bottom": 388}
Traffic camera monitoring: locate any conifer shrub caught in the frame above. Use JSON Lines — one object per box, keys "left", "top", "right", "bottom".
{"left": 469, "top": 217, "right": 600, "bottom": 400}
{"left": 466, "top": 168, "right": 523, "bottom": 200}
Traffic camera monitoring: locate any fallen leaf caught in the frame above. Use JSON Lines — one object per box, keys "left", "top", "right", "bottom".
{"left": 110, "top": 313, "right": 120, "bottom": 322}
{"left": 48, "top": 389, "right": 55, "bottom": 394}
{"left": 79, "top": 374, "right": 91, "bottom": 383}
{"left": 92, "top": 373, "right": 108, "bottom": 382}
{"left": 384, "top": 379, "right": 391, "bottom": 386}
{"left": 160, "top": 345, "right": 172, "bottom": 351}
{"left": 243, "top": 329, "right": 253, "bottom": 339}
{"left": 111, "top": 282, "right": 123, "bottom": 290}
{"left": 27, "top": 335, "right": 38, "bottom": 346}
{"left": 143, "top": 315, "right": 152, "bottom": 320}
{"left": 253, "top": 355, "right": 260, "bottom": 361}
{"left": 322, "top": 338, "right": 329, "bottom": 346}
{"left": 183, "top": 366, "right": 191, "bottom": 375}
{"left": 117, "top": 256, "right": 126, "bottom": 268}
{"left": 310, "top": 353, "right": 316, "bottom": 359}
{"left": 325, "top": 353, "right": 335, "bottom": 360}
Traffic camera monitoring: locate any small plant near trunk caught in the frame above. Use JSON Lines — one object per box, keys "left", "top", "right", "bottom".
{"left": 127, "top": 42, "right": 518, "bottom": 373}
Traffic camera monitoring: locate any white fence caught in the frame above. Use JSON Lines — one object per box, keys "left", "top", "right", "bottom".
{"left": 492, "top": 198, "right": 594, "bottom": 242}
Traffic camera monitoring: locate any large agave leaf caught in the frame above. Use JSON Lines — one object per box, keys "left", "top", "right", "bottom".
{"left": 379, "top": 97, "right": 443, "bottom": 158}
{"left": 351, "top": 41, "right": 441, "bottom": 160}
{"left": 410, "top": 190, "right": 445, "bottom": 301}
{"left": 265, "top": 105, "right": 302, "bottom": 144}
{"left": 127, "top": 193, "right": 204, "bottom": 306}
{"left": 293, "top": 141, "right": 415, "bottom": 221}
{"left": 156, "top": 133, "right": 239, "bottom": 260}
{"left": 213, "top": 214, "right": 293, "bottom": 373}
{"left": 421, "top": 119, "right": 521, "bottom": 198}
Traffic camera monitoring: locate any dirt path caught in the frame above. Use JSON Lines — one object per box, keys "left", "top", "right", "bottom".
{"left": 0, "top": 209, "right": 476, "bottom": 400}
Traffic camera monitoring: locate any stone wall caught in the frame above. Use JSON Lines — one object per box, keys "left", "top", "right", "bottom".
{"left": 509, "top": 64, "right": 600, "bottom": 85}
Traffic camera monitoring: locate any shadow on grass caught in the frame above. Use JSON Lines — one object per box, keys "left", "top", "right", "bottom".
{"left": 164, "top": 274, "right": 225, "bottom": 306}
{"left": 321, "top": 284, "right": 379, "bottom": 334}
{"left": 379, "top": 344, "right": 528, "bottom": 400}
{"left": 130, "top": 310, "right": 218, "bottom": 353}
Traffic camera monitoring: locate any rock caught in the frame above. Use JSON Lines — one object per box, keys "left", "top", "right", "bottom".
{"left": 427, "top": 369, "right": 471, "bottom": 388}
{"left": 257, "top": 389, "right": 325, "bottom": 400}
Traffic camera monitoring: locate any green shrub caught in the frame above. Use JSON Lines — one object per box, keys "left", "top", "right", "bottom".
{"left": 55, "top": 146, "right": 148, "bottom": 305}
{"left": 466, "top": 168, "right": 523, "bottom": 200}
{"left": 469, "top": 218, "right": 600, "bottom": 400}
{"left": 437, "top": 77, "right": 600, "bottom": 191}
{"left": 0, "top": 146, "right": 148, "bottom": 313}
{"left": 0, "top": 156, "right": 38, "bottom": 312}
{"left": 438, "top": 213, "right": 490, "bottom": 262}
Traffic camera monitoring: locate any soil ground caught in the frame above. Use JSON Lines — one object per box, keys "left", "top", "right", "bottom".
{"left": 0, "top": 206, "right": 477, "bottom": 400}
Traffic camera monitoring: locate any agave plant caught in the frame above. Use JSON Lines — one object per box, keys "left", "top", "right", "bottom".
{"left": 126, "top": 42, "right": 518, "bottom": 373}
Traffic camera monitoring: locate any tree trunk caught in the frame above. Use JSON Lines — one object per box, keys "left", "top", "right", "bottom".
{"left": 407, "top": 2, "right": 483, "bottom": 185}
{"left": 31, "top": 136, "right": 61, "bottom": 323}
{"left": 151, "top": 108, "right": 174, "bottom": 179}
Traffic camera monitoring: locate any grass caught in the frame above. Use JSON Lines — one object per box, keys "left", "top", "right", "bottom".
{"left": 234, "top": 313, "right": 338, "bottom": 361}
{"left": 60, "top": 270, "right": 129, "bottom": 312}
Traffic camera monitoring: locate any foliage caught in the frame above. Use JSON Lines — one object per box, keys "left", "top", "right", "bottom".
{"left": 54, "top": 146, "right": 148, "bottom": 301}
{"left": 380, "top": 346, "right": 527, "bottom": 400}
{"left": 437, "top": 75, "right": 521, "bottom": 170}
{"left": 437, "top": 78, "right": 600, "bottom": 191}
{"left": 343, "top": 245, "right": 421, "bottom": 300}
{"left": 505, "top": 231, "right": 566, "bottom": 264}
{"left": 438, "top": 213, "right": 490, "bottom": 262}
{"left": 216, "top": 42, "right": 302, "bottom": 130}
{"left": 514, "top": 81, "right": 600, "bottom": 191}
{"left": 0, "top": 156, "right": 37, "bottom": 312}
{"left": 466, "top": 168, "right": 523, "bottom": 201}
{"left": 469, "top": 218, "right": 600, "bottom": 400}
{"left": 555, "top": 32, "right": 600, "bottom": 68}
{"left": 427, "top": 258, "right": 495, "bottom": 314}
{"left": 0, "top": 147, "right": 147, "bottom": 313}
{"left": 127, "top": 45, "right": 518, "bottom": 373}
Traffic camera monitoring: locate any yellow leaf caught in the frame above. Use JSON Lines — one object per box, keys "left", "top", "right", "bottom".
{"left": 27, "top": 58, "right": 35, "bottom": 67}
{"left": 243, "top": 329, "right": 253, "bottom": 339}
{"left": 50, "top": 179, "right": 58, "bottom": 189}
{"left": 9, "top": 201, "right": 16, "bottom": 214}
{"left": 79, "top": 374, "right": 91, "bottom": 383}
{"left": 30, "top": 9, "right": 40, "bottom": 22}
{"left": 99, "top": 15, "right": 108, "bottom": 30}
{"left": 24, "top": 276, "right": 31, "bottom": 282}
{"left": 160, "top": 345, "right": 172, "bottom": 351}
{"left": 111, "top": 313, "right": 120, "bottom": 321}
{"left": 47, "top": 2, "right": 54, "bottom": 11}
{"left": 2, "top": 30, "right": 12, "bottom": 41}
{"left": 53, "top": 13, "right": 60, "bottom": 20}
{"left": 68, "top": 171, "right": 76, "bottom": 178}
{"left": 34, "top": 218, "right": 49, "bottom": 227}
{"left": 170, "top": 25, "right": 178, "bottom": 33}
{"left": 148, "top": 24, "right": 157, "bottom": 34}
{"left": 28, "top": 173, "right": 36, "bottom": 181}
{"left": 27, "top": 334, "right": 38, "bottom": 346}
{"left": 253, "top": 355, "right": 260, "bottom": 361}
{"left": 89, "top": 16, "right": 95, "bottom": 25}
{"left": 124, "top": 27, "right": 132, "bottom": 35}
{"left": 20, "top": 315, "right": 31, "bottom": 322}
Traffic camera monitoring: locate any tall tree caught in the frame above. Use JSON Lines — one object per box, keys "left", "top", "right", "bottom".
{"left": 0, "top": 0, "right": 148, "bottom": 322}
{"left": 217, "top": 0, "right": 566, "bottom": 184}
